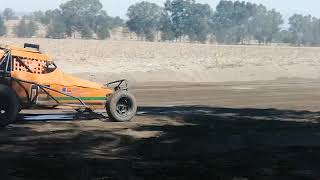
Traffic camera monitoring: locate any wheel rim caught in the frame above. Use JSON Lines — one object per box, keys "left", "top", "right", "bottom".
{"left": 116, "top": 97, "right": 133, "bottom": 116}
{"left": 0, "top": 109, "right": 7, "bottom": 119}
{"left": 0, "top": 97, "right": 9, "bottom": 121}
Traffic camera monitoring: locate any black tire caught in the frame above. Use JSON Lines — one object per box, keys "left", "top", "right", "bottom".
{"left": 0, "top": 85, "right": 20, "bottom": 127}
{"left": 106, "top": 91, "right": 137, "bottom": 122}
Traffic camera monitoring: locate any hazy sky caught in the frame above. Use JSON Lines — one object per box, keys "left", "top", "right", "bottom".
{"left": 1, "top": 0, "right": 319, "bottom": 19}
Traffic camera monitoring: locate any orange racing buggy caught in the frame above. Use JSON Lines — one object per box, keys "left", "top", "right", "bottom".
{"left": 0, "top": 43, "right": 137, "bottom": 127}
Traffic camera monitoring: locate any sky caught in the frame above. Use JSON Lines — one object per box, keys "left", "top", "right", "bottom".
{"left": 1, "top": 0, "right": 320, "bottom": 19}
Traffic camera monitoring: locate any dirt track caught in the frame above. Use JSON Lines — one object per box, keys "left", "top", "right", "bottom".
{"left": 2, "top": 79, "right": 320, "bottom": 179}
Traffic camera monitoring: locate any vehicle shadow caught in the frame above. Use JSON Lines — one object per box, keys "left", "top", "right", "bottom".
{"left": 17, "top": 110, "right": 109, "bottom": 122}
{"left": 1, "top": 106, "right": 320, "bottom": 180}
{"left": 133, "top": 106, "right": 320, "bottom": 180}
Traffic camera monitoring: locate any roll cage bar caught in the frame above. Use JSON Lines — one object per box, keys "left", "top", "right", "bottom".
{"left": 0, "top": 47, "right": 91, "bottom": 109}
{"left": 0, "top": 49, "right": 12, "bottom": 77}
{"left": 0, "top": 47, "right": 90, "bottom": 109}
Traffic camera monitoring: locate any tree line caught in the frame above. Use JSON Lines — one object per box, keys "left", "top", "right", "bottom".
{"left": 126, "top": 0, "right": 284, "bottom": 44}
{"left": 0, "top": 0, "right": 124, "bottom": 39}
{"left": 1, "top": 0, "right": 320, "bottom": 46}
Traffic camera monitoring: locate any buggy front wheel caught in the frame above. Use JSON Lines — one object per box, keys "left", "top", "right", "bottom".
{"left": 106, "top": 91, "right": 137, "bottom": 122}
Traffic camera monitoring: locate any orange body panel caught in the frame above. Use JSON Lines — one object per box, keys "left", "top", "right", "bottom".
{"left": 1, "top": 44, "right": 114, "bottom": 110}
{"left": 12, "top": 70, "right": 113, "bottom": 108}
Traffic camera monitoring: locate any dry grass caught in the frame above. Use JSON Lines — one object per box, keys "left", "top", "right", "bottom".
{"left": 1, "top": 37, "right": 320, "bottom": 82}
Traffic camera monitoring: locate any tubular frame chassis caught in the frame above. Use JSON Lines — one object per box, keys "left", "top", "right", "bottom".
{"left": 0, "top": 47, "right": 128, "bottom": 110}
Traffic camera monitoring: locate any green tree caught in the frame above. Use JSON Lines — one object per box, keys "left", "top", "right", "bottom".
{"left": 275, "top": 30, "right": 295, "bottom": 44}
{"left": 111, "top": 16, "right": 125, "bottom": 27}
{"left": 249, "top": 7, "right": 283, "bottom": 44}
{"left": 47, "top": 20, "right": 67, "bottom": 39}
{"left": 20, "top": 11, "right": 44, "bottom": 22}
{"left": 32, "top": 11, "right": 45, "bottom": 22}
{"left": 14, "top": 19, "right": 38, "bottom": 38}
{"left": 213, "top": 1, "right": 260, "bottom": 44}
{"left": 213, "top": 1, "right": 283, "bottom": 44}
{"left": 41, "top": 0, "right": 115, "bottom": 40}
{"left": 267, "top": 9, "right": 284, "bottom": 43}
{"left": 95, "top": 23, "right": 110, "bottom": 39}
{"left": 312, "top": 17, "right": 320, "bottom": 45}
{"left": 212, "top": 0, "right": 235, "bottom": 43}
{"left": 2, "top": 8, "right": 17, "bottom": 21}
{"left": 127, "top": 1, "right": 163, "bottom": 41}
{"left": 289, "top": 14, "right": 314, "bottom": 45}
{"left": 94, "top": 11, "right": 111, "bottom": 39}
{"left": 186, "top": 3, "right": 213, "bottom": 43}
{"left": 79, "top": 26, "right": 93, "bottom": 39}
{"left": 164, "top": 0, "right": 194, "bottom": 41}
{"left": 60, "top": 0, "right": 103, "bottom": 38}
{"left": 230, "top": 1, "right": 254, "bottom": 44}
{"left": 159, "top": 12, "right": 175, "bottom": 41}
{"left": 45, "top": 9, "right": 67, "bottom": 39}
{"left": 0, "top": 16, "right": 6, "bottom": 36}
{"left": 163, "top": 0, "right": 213, "bottom": 43}
{"left": 290, "top": 15, "right": 320, "bottom": 46}
{"left": 41, "top": 10, "right": 55, "bottom": 25}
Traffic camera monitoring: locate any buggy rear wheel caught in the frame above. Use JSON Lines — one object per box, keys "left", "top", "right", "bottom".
{"left": 0, "top": 85, "right": 20, "bottom": 127}
{"left": 106, "top": 91, "right": 137, "bottom": 122}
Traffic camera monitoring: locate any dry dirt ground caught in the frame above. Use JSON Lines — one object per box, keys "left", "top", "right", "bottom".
{"left": 2, "top": 38, "right": 320, "bottom": 83}
{"left": 1, "top": 79, "right": 320, "bottom": 180}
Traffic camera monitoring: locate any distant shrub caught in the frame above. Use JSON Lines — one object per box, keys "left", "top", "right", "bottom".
{"left": 14, "top": 19, "right": 38, "bottom": 38}
{"left": 0, "top": 16, "right": 6, "bottom": 36}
